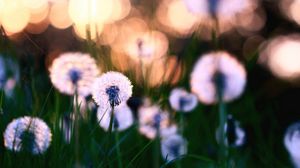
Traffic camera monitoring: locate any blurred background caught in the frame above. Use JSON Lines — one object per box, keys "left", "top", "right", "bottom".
{"left": 1, "top": 0, "right": 300, "bottom": 167}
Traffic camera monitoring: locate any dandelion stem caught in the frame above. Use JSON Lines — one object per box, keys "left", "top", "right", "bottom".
{"left": 115, "top": 131, "right": 123, "bottom": 168}
{"left": 74, "top": 87, "right": 80, "bottom": 167}
{"left": 218, "top": 99, "right": 228, "bottom": 167}
{"left": 153, "top": 133, "right": 160, "bottom": 168}
{"left": 106, "top": 105, "right": 115, "bottom": 167}
{"left": 179, "top": 113, "right": 184, "bottom": 135}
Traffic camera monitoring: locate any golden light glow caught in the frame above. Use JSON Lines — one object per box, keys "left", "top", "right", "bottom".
{"left": 108, "top": 0, "right": 131, "bottom": 23}
{"left": 68, "top": 0, "right": 113, "bottom": 25}
{"left": 1, "top": 0, "right": 30, "bottom": 34}
{"left": 110, "top": 17, "right": 148, "bottom": 52}
{"left": 28, "top": 2, "right": 49, "bottom": 24}
{"left": 21, "top": 0, "right": 47, "bottom": 11}
{"left": 260, "top": 35, "right": 300, "bottom": 81}
{"left": 73, "top": 23, "right": 103, "bottom": 40}
{"left": 156, "top": 0, "right": 198, "bottom": 37}
{"left": 49, "top": 1, "right": 73, "bottom": 29}
{"left": 124, "top": 30, "right": 169, "bottom": 63}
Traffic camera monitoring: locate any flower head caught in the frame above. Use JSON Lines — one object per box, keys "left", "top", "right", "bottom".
{"left": 284, "top": 121, "right": 300, "bottom": 167}
{"left": 0, "top": 55, "right": 20, "bottom": 97}
{"left": 92, "top": 71, "right": 133, "bottom": 108}
{"left": 169, "top": 88, "right": 198, "bottom": 112}
{"left": 161, "top": 134, "right": 187, "bottom": 162}
{"left": 59, "top": 113, "right": 73, "bottom": 144}
{"left": 183, "top": 0, "right": 254, "bottom": 20}
{"left": 97, "top": 103, "right": 134, "bottom": 132}
{"left": 4, "top": 116, "right": 52, "bottom": 154}
{"left": 190, "top": 51, "right": 246, "bottom": 104}
{"left": 49, "top": 52, "right": 100, "bottom": 96}
{"left": 138, "top": 104, "right": 177, "bottom": 139}
{"left": 216, "top": 115, "right": 246, "bottom": 147}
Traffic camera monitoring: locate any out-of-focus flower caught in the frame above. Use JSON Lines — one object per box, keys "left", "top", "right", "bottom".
{"left": 73, "top": 96, "right": 97, "bottom": 119}
{"left": 216, "top": 115, "right": 246, "bottom": 147}
{"left": 176, "top": 0, "right": 262, "bottom": 39}
{"left": 169, "top": 88, "right": 198, "bottom": 112}
{"left": 0, "top": 55, "right": 20, "bottom": 97}
{"left": 138, "top": 104, "right": 177, "bottom": 139}
{"left": 124, "top": 30, "right": 169, "bottom": 63}
{"left": 59, "top": 113, "right": 73, "bottom": 143}
{"left": 259, "top": 34, "right": 300, "bottom": 81}
{"left": 190, "top": 51, "right": 246, "bottom": 104}
{"left": 183, "top": 0, "right": 254, "bottom": 19}
{"left": 49, "top": 52, "right": 100, "bottom": 96}
{"left": 4, "top": 116, "right": 52, "bottom": 154}
{"left": 97, "top": 103, "right": 134, "bottom": 132}
{"left": 284, "top": 122, "right": 300, "bottom": 167}
{"left": 92, "top": 71, "right": 133, "bottom": 108}
{"left": 161, "top": 134, "right": 187, "bottom": 162}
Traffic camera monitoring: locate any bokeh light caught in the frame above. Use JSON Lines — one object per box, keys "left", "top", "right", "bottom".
{"left": 260, "top": 34, "right": 300, "bottom": 81}
{"left": 49, "top": 1, "right": 73, "bottom": 29}
{"left": 156, "top": 0, "right": 199, "bottom": 37}
{"left": 0, "top": 0, "right": 30, "bottom": 34}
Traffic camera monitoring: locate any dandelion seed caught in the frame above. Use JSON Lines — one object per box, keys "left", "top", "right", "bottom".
{"left": 49, "top": 52, "right": 100, "bottom": 96}
{"left": 190, "top": 51, "right": 246, "bottom": 104}
{"left": 284, "top": 122, "right": 300, "bottom": 167}
{"left": 216, "top": 115, "right": 246, "bottom": 147}
{"left": 92, "top": 71, "right": 132, "bottom": 108}
{"left": 138, "top": 104, "right": 177, "bottom": 139}
{"left": 4, "top": 116, "right": 52, "bottom": 154}
{"left": 161, "top": 134, "right": 187, "bottom": 162}
{"left": 97, "top": 103, "right": 134, "bottom": 132}
{"left": 169, "top": 88, "right": 198, "bottom": 112}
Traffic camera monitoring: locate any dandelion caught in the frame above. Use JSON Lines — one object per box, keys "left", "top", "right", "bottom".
{"left": 4, "top": 116, "right": 52, "bottom": 154}
{"left": 92, "top": 71, "right": 133, "bottom": 108}
{"left": 138, "top": 104, "right": 177, "bottom": 139}
{"left": 284, "top": 122, "right": 300, "bottom": 167}
{"left": 190, "top": 51, "right": 246, "bottom": 104}
{"left": 124, "top": 30, "right": 169, "bottom": 63}
{"left": 49, "top": 52, "right": 100, "bottom": 97}
{"left": 0, "top": 55, "right": 20, "bottom": 97}
{"left": 74, "top": 96, "right": 97, "bottom": 118}
{"left": 161, "top": 134, "right": 187, "bottom": 162}
{"left": 169, "top": 88, "right": 198, "bottom": 112}
{"left": 59, "top": 113, "right": 73, "bottom": 143}
{"left": 183, "top": 0, "right": 254, "bottom": 20}
{"left": 216, "top": 115, "right": 246, "bottom": 147}
{"left": 97, "top": 103, "right": 134, "bottom": 132}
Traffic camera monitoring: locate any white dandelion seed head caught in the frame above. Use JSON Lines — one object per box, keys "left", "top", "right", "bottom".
{"left": 49, "top": 52, "right": 100, "bottom": 97}
{"left": 4, "top": 116, "right": 52, "bottom": 154}
{"left": 284, "top": 122, "right": 300, "bottom": 166}
{"left": 92, "top": 71, "right": 133, "bottom": 108}
{"left": 138, "top": 105, "right": 177, "bottom": 139}
{"left": 216, "top": 115, "right": 246, "bottom": 147}
{"left": 161, "top": 134, "right": 188, "bottom": 162}
{"left": 169, "top": 88, "right": 198, "bottom": 112}
{"left": 97, "top": 103, "right": 134, "bottom": 132}
{"left": 190, "top": 51, "right": 246, "bottom": 104}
